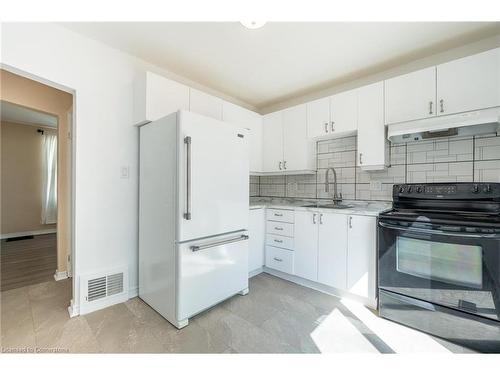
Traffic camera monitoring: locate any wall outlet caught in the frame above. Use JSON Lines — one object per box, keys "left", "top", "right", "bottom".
{"left": 120, "top": 166, "right": 130, "bottom": 179}
{"left": 370, "top": 181, "right": 382, "bottom": 191}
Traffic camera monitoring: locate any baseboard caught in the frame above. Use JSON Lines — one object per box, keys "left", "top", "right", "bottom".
{"left": 68, "top": 299, "right": 79, "bottom": 318}
{"left": 262, "top": 267, "right": 377, "bottom": 309}
{"left": 54, "top": 270, "right": 68, "bottom": 281}
{"left": 1, "top": 228, "right": 57, "bottom": 240}
{"left": 249, "top": 267, "right": 264, "bottom": 278}
{"left": 128, "top": 285, "right": 139, "bottom": 299}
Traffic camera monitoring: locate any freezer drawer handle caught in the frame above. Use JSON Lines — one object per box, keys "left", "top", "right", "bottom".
{"left": 190, "top": 234, "right": 249, "bottom": 252}
{"left": 273, "top": 257, "right": 283, "bottom": 262}
{"left": 184, "top": 136, "right": 192, "bottom": 220}
{"left": 274, "top": 239, "right": 283, "bottom": 243}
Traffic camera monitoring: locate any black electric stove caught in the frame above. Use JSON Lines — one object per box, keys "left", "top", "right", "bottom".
{"left": 378, "top": 182, "right": 500, "bottom": 353}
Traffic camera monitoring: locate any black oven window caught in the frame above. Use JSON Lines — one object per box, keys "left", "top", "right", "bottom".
{"left": 396, "top": 236, "right": 483, "bottom": 289}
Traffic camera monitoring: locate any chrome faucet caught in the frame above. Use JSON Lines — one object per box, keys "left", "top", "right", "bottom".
{"left": 325, "top": 167, "right": 342, "bottom": 204}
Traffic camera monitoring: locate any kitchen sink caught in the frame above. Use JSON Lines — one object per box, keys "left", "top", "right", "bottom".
{"left": 301, "top": 203, "right": 355, "bottom": 209}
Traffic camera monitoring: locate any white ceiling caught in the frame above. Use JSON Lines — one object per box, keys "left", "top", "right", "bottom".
{"left": 1, "top": 101, "right": 58, "bottom": 128}
{"left": 62, "top": 22, "right": 500, "bottom": 110}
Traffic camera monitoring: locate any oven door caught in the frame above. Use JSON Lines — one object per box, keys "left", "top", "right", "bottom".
{"left": 378, "top": 219, "right": 500, "bottom": 321}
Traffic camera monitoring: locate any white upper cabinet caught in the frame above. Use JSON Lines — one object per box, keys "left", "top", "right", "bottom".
{"left": 437, "top": 48, "right": 500, "bottom": 115}
{"left": 357, "top": 81, "right": 387, "bottom": 170}
{"left": 263, "top": 106, "right": 315, "bottom": 174}
{"left": 384, "top": 67, "right": 436, "bottom": 124}
{"left": 134, "top": 71, "right": 190, "bottom": 125}
{"left": 189, "top": 88, "right": 223, "bottom": 120}
{"left": 294, "top": 211, "right": 319, "bottom": 281}
{"left": 307, "top": 97, "right": 331, "bottom": 138}
{"left": 222, "top": 101, "right": 263, "bottom": 173}
{"left": 318, "top": 213, "right": 348, "bottom": 290}
{"left": 306, "top": 90, "right": 357, "bottom": 138}
{"left": 347, "top": 215, "right": 377, "bottom": 302}
{"left": 330, "top": 89, "right": 358, "bottom": 134}
{"left": 282, "top": 104, "right": 314, "bottom": 171}
{"left": 385, "top": 48, "right": 500, "bottom": 124}
{"left": 262, "top": 111, "right": 284, "bottom": 173}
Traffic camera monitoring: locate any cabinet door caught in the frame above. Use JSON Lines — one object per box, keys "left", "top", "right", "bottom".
{"left": 249, "top": 208, "right": 265, "bottom": 273}
{"left": 357, "top": 81, "right": 386, "bottom": 169}
{"left": 306, "top": 97, "right": 330, "bottom": 138}
{"left": 189, "top": 88, "right": 223, "bottom": 120}
{"left": 384, "top": 67, "right": 436, "bottom": 124}
{"left": 331, "top": 89, "right": 357, "bottom": 134}
{"left": 283, "top": 104, "right": 313, "bottom": 171}
{"left": 262, "top": 111, "right": 284, "bottom": 172}
{"left": 223, "top": 101, "right": 263, "bottom": 173}
{"left": 318, "top": 213, "right": 348, "bottom": 290}
{"left": 347, "top": 215, "right": 376, "bottom": 301}
{"left": 294, "top": 211, "right": 319, "bottom": 281}
{"left": 437, "top": 48, "right": 500, "bottom": 115}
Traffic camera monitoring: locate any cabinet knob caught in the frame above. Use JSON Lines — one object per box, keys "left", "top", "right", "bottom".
{"left": 330, "top": 121, "right": 335, "bottom": 132}
{"left": 440, "top": 99, "right": 444, "bottom": 113}
{"left": 359, "top": 153, "right": 363, "bottom": 165}
{"left": 349, "top": 216, "right": 353, "bottom": 229}
{"left": 319, "top": 213, "right": 323, "bottom": 225}
{"left": 273, "top": 257, "right": 283, "bottom": 262}
{"left": 429, "top": 101, "right": 433, "bottom": 115}
{"left": 279, "top": 161, "right": 282, "bottom": 170}
{"left": 283, "top": 161, "right": 287, "bottom": 170}
{"left": 312, "top": 213, "right": 317, "bottom": 224}
{"left": 324, "top": 123, "right": 328, "bottom": 133}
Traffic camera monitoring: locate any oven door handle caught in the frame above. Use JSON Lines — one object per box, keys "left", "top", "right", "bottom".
{"left": 379, "top": 221, "right": 500, "bottom": 239}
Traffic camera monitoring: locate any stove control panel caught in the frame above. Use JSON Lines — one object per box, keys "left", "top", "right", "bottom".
{"left": 393, "top": 183, "right": 500, "bottom": 200}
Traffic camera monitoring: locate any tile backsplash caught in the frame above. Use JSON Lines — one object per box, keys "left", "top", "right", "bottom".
{"left": 251, "top": 133, "right": 500, "bottom": 202}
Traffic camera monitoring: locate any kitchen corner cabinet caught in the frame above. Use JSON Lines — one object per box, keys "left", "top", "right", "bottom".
{"left": 346, "top": 215, "right": 377, "bottom": 301}
{"left": 262, "top": 105, "right": 315, "bottom": 173}
{"left": 249, "top": 208, "right": 265, "bottom": 273}
{"left": 306, "top": 89, "right": 357, "bottom": 138}
{"left": 134, "top": 71, "right": 190, "bottom": 125}
{"left": 223, "top": 101, "right": 263, "bottom": 173}
{"left": 189, "top": 88, "right": 223, "bottom": 120}
{"left": 357, "top": 81, "right": 387, "bottom": 170}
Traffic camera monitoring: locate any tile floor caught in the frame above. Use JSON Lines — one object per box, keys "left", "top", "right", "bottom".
{"left": 0, "top": 273, "right": 474, "bottom": 353}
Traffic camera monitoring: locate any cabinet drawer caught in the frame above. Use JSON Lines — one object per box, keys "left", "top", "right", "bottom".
{"left": 266, "top": 209, "right": 294, "bottom": 223}
{"left": 266, "top": 234, "right": 294, "bottom": 250}
{"left": 265, "top": 246, "right": 294, "bottom": 274}
{"left": 266, "top": 221, "right": 294, "bottom": 237}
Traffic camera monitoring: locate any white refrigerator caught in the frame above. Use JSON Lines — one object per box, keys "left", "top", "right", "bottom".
{"left": 139, "top": 110, "right": 249, "bottom": 329}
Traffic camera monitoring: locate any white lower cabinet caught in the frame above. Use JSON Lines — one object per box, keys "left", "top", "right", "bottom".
{"left": 346, "top": 215, "right": 377, "bottom": 301}
{"left": 266, "top": 246, "right": 294, "bottom": 274}
{"left": 317, "top": 213, "right": 348, "bottom": 290}
{"left": 249, "top": 208, "right": 265, "bottom": 273}
{"left": 294, "top": 211, "right": 319, "bottom": 281}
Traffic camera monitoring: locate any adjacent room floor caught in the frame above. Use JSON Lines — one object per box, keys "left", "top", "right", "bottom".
{"left": 1, "top": 234, "right": 57, "bottom": 291}
{"left": 0, "top": 273, "right": 474, "bottom": 353}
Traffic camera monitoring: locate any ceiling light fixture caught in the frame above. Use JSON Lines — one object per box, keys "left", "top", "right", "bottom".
{"left": 240, "top": 21, "right": 266, "bottom": 30}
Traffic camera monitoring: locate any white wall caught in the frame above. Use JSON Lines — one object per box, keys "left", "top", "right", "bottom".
{"left": 0, "top": 23, "right": 222, "bottom": 312}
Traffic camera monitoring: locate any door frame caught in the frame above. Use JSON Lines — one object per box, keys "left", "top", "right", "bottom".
{"left": 1, "top": 63, "right": 77, "bottom": 308}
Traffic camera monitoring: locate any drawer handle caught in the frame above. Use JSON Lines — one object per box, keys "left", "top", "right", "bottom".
{"left": 274, "top": 213, "right": 283, "bottom": 217}
{"left": 274, "top": 227, "right": 283, "bottom": 231}
{"left": 273, "top": 257, "right": 283, "bottom": 262}
{"left": 274, "top": 239, "right": 283, "bottom": 243}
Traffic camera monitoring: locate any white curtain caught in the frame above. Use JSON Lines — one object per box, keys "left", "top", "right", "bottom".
{"left": 41, "top": 133, "right": 57, "bottom": 224}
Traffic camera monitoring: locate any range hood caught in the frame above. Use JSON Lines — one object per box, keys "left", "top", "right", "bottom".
{"left": 388, "top": 107, "right": 500, "bottom": 144}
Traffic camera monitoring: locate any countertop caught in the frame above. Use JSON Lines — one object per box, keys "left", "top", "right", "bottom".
{"left": 249, "top": 197, "right": 391, "bottom": 217}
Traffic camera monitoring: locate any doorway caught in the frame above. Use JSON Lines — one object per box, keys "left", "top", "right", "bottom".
{"left": 0, "top": 70, "right": 73, "bottom": 303}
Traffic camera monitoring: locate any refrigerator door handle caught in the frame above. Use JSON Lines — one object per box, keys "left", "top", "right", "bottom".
{"left": 190, "top": 234, "right": 249, "bottom": 252}
{"left": 184, "top": 136, "right": 192, "bottom": 220}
